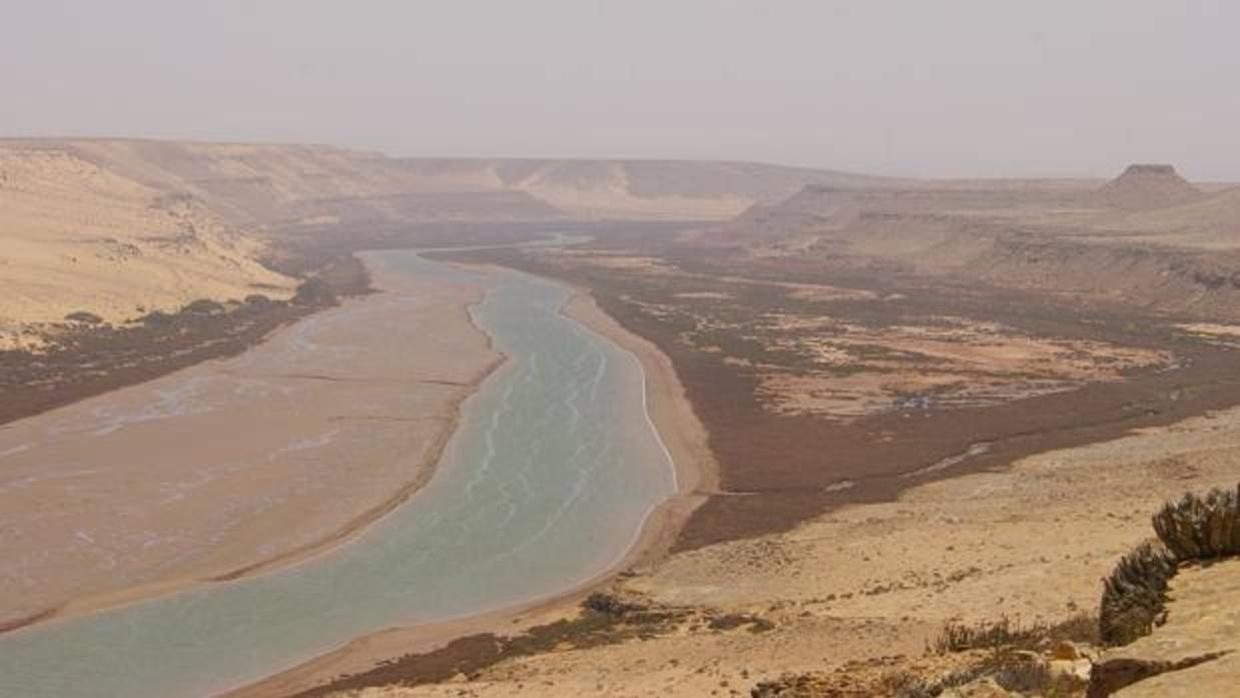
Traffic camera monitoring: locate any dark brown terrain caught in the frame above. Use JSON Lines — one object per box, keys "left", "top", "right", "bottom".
{"left": 446, "top": 217, "right": 1240, "bottom": 551}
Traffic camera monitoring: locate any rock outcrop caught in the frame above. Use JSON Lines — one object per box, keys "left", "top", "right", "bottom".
{"left": 1090, "top": 483, "right": 1240, "bottom": 696}
{"left": 1090, "top": 558, "right": 1240, "bottom": 697}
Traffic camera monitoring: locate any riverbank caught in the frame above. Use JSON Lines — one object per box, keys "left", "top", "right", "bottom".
{"left": 0, "top": 256, "right": 498, "bottom": 633}
{"left": 291, "top": 402, "right": 1240, "bottom": 698}
{"left": 234, "top": 241, "right": 1240, "bottom": 698}
{"left": 223, "top": 283, "right": 719, "bottom": 698}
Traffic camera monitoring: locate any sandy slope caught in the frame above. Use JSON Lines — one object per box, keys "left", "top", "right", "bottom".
{"left": 0, "top": 145, "right": 294, "bottom": 346}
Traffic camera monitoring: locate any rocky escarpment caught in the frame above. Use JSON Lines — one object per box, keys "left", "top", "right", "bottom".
{"left": 1089, "top": 484, "right": 1240, "bottom": 697}
{"left": 966, "top": 235, "right": 1240, "bottom": 320}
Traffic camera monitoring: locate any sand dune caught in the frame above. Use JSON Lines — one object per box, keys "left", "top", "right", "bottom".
{"left": 0, "top": 145, "right": 294, "bottom": 347}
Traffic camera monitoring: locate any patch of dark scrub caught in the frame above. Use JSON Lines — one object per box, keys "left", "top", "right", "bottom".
{"left": 443, "top": 241, "right": 1240, "bottom": 556}
{"left": 286, "top": 593, "right": 698, "bottom": 697}
{"left": 0, "top": 253, "right": 370, "bottom": 427}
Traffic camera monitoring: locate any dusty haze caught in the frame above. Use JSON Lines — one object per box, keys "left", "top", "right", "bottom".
{"left": 3, "top": 1, "right": 1238, "bottom": 180}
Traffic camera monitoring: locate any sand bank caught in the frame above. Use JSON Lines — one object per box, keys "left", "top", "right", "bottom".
{"left": 0, "top": 257, "right": 498, "bottom": 631}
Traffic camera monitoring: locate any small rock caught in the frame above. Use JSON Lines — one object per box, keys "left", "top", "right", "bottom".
{"left": 1048, "top": 657, "right": 1092, "bottom": 682}
{"left": 1049, "top": 639, "right": 1097, "bottom": 662}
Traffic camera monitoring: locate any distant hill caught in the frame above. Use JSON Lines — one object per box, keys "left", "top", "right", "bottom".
{"left": 1095, "top": 163, "right": 1205, "bottom": 210}
{"left": 0, "top": 144, "right": 296, "bottom": 346}
{"left": 388, "top": 158, "right": 902, "bottom": 220}
{"left": 0, "top": 138, "right": 896, "bottom": 342}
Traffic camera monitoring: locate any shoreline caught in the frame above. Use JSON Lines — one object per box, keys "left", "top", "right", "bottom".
{"left": 222, "top": 282, "right": 719, "bottom": 698}
{"left": 0, "top": 257, "right": 501, "bottom": 636}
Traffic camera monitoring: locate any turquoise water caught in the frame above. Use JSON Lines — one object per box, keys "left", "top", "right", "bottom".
{"left": 0, "top": 251, "right": 676, "bottom": 698}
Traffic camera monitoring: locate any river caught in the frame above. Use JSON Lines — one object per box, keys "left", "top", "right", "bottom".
{"left": 0, "top": 251, "right": 677, "bottom": 697}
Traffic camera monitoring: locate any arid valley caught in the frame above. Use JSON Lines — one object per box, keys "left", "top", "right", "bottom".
{"left": 1, "top": 133, "right": 1238, "bottom": 698}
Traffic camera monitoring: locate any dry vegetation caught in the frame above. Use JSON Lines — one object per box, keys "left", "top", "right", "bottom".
{"left": 297, "top": 164, "right": 1240, "bottom": 698}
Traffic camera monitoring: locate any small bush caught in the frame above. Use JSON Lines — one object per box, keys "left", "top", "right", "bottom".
{"left": 1098, "top": 541, "right": 1177, "bottom": 646}
{"left": 64, "top": 311, "right": 104, "bottom": 324}
{"left": 990, "top": 655, "right": 1053, "bottom": 694}
{"left": 1098, "top": 483, "right": 1240, "bottom": 647}
{"left": 707, "top": 613, "right": 775, "bottom": 633}
{"left": 292, "top": 277, "right": 336, "bottom": 306}
{"left": 582, "top": 592, "right": 643, "bottom": 618}
{"left": 1152, "top": 483, "right": 1240, "bottom": 560}
{"left": 183, "top": 298, "right": 226, "bottom": 316}
{"left": 931, "top": 613, "right": 1093, "bottom": 654}
{"left": 141, "top": 310, "right": 175, "bottom": 327}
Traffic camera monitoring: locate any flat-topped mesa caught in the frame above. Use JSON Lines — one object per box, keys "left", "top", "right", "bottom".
{"left": 1097, "top": 162, "right": 1203, "bottom": 210}
{"left": 1122, "top": 163, "right": 1179, "bottom": 177}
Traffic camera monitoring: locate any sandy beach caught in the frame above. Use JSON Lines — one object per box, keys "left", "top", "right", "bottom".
{"left": 223, "top": 284, "right": 719, "bottom": 698}
{"left": 0, "top": 257, "right": 499, "bottom": 632}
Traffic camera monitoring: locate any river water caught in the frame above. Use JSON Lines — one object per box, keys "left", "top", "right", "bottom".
{"left": 0, "top": 251, "right": 677, "bottom": 698}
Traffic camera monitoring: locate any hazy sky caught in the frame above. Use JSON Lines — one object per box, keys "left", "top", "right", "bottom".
{"left": 3, "top": 1, "right": 1237, "bottom": 179}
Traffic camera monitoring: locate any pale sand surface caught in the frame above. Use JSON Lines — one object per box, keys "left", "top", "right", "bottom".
{"left": 0, "top": 259, "right": 496, "bottom": 629}
{"left": 327, "top": 403, "right": 1240, "bottom": 697}
{"left": 225, "top": 287, "right": 719, "bottom": 698}
{"left": 0, "top": 146, "right": 293, "bottom": 347}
